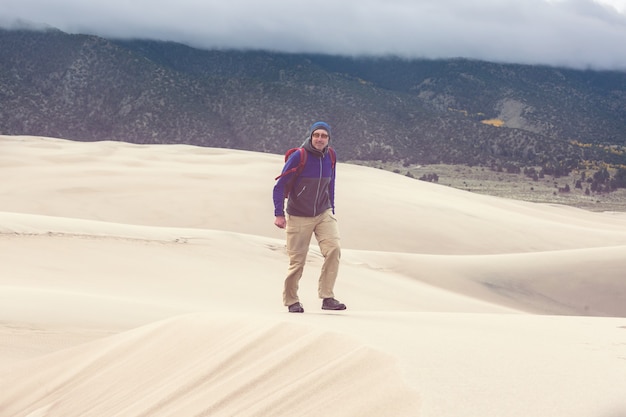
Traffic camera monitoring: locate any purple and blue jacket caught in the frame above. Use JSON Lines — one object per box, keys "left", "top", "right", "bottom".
{"left": 273, "top": 141, "right": 336, "bottom": 217}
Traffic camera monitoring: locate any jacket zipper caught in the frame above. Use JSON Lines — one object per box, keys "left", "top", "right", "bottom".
{"left": 313, "top": 157, "right": 323, "bottom": 216}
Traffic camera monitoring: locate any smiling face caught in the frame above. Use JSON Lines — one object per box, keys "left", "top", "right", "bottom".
{"left": 311, "top": 129, "right": 330, "bottom": 151}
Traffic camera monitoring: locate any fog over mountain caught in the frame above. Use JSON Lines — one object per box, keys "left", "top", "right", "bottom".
{"left": 2, "top": 0, "right": 626, "bottom": 70}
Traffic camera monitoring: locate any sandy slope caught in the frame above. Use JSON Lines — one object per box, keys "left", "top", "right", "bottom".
{"left": 1, "top": 135, "right": 625, "bottom": 417}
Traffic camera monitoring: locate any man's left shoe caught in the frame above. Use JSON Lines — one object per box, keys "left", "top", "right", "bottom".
{"left": 322, "top": 298, "right": 346, "bottom": 310}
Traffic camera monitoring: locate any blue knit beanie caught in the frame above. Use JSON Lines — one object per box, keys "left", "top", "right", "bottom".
{"left": 310, "top": 121, "right": 331, "bottom": 138}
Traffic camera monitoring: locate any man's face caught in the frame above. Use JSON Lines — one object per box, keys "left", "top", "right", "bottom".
{"left": 311, "top": 129, "right": 329, "bottom": 151}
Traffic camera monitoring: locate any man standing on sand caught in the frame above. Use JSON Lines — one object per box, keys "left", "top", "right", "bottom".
{"left": 272, "top": 121, "right": 346, "bottom": 313}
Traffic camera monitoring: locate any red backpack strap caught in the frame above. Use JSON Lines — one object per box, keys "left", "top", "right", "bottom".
{"left": 328, "top": 147, "right": 336, "bottom": 170}
{"left": 296, "top": 147, "right": 307, "bottom": 174}
{"left": 275, "top": 147, "right": 307, "bottom": 180}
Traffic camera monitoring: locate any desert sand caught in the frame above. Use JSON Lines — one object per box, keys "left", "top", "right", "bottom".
{"left": 1, "top": 135, "right": 625, "bottom": 417}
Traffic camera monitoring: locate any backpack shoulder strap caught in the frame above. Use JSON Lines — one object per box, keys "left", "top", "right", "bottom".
{"left": 328, "top": 147, "right": 336, "bottom": 169}
{"left": 295, "top": 147, "right": 307, "bottom": 173}
{"left": 275, "top": 147, "right": 307, "bottom": 180}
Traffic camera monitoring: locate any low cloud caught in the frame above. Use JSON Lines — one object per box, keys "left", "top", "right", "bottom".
{"left": 2, "top": 0, "right": 626, "bottom": 70}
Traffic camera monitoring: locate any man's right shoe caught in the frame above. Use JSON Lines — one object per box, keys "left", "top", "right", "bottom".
{"left": 288, "top": 302, "right": 304, "bottom": 313}
{"left": 322, "top": 298, "right": 346, "bottom": 310}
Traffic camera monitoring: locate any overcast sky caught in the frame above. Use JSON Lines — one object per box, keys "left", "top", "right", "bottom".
{"left": 2, "top": 0, "right": 626, "bottom": 70}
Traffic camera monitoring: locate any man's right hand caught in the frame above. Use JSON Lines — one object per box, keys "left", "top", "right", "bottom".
{"left": 274, "top": 216, "right": 287, "bottom": 229}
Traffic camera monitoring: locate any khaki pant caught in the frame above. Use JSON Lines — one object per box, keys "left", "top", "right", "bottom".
{"left": 283, "top": 209, "right": 341, "bottom": 306}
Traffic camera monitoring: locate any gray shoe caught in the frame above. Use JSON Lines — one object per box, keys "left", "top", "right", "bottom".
{"left": 288, "top": 302, "right": 304, "bottom": 313}
{"left": 322, "top": 298, "right": 346, "bottom": 310}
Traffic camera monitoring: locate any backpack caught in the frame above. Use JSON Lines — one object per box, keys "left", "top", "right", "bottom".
{"left": 275, "top": 147, "right": 336, "bottom": 198}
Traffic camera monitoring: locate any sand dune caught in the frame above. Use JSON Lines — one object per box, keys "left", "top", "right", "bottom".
{"left": 1, "top": 135, "right": 626, "bottom": 417}
{"left": 1, "top": 314, "right": 420, "bottom": 417}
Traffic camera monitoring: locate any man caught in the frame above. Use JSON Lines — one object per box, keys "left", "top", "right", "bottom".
{"left": 272, "top": 121, "right": 346, "bottom": 313}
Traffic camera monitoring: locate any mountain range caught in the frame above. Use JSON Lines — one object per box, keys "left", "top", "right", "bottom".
{"left": 1, "top": 27, "right": 625, "bottom": 170}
